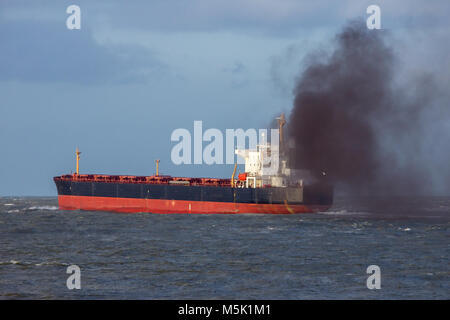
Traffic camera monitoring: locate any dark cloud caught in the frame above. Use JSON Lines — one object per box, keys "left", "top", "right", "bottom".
{"left": 2, "top": 0, "right": 450, "bottom": 37}
{"left": 94, "top": 0, "right": 450, "bottom": 36}
{"left": 0, "top": 20, "right": 166, "bottom": 84}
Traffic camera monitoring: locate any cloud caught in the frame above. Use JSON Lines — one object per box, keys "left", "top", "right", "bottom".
{"left": 222, "top": 61, "right": 248, "bottom": 88}
{"left": 78, "top": 0, "right": 450, "bottom": 35}
{"left": 0, "top": 19, "right": 166, "bottom": 84}
{"left": 222, "top": 61, "right": 245, "bottom": 74}
{"left": 2, "top": 1, "right": 450, "bottom": 39}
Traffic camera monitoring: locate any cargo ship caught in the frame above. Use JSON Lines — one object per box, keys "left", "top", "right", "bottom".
{"left": 54, "top": 114, "right": 333, "bottom": 214}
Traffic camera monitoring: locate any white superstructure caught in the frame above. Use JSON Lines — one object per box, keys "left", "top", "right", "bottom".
{"left": 235, "top": 139, "right": 305, "bottom": 188}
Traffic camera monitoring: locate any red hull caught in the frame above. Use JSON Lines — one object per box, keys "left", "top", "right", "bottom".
{"left": 58, "top": 195, "right": 330, "bottom": 214}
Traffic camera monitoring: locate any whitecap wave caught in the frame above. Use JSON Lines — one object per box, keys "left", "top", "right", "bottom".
{"left": 320, "top": 210, "right": 354, "bottom": 215}
{"left": 0, "top": 260, "right": 68, "bottom": 267}
{"left": 266, "top": 226, "right": 282, "bottom": 231}
{"left": 0, "top": 260, "right": 21, "bottom": 265}
{"left": 320, "top": 209, "right": 369, "bottom": 216}
{"left": 27, "top": 206, "right": 59, "bottom": 211}
{"left": 34, "top": 261, "right": 69, "bottom": 267}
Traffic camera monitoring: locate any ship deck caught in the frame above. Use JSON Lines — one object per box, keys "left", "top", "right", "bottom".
{"left": 54, "top": 174, "right": 233, "bottom": 187}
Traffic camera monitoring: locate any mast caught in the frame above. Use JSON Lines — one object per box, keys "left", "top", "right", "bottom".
{"left": 75, "top": 147, "right": 81, "bottom": 175}
{"left": 155, "top": 159, "right": 160, "bottom": 176}
{"left": 276, "top": 113, "right": 286, "bottom": 153}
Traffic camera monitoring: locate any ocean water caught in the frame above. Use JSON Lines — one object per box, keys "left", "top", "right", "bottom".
{"left": 0, "top": 196, "right": 448, "bottom": 299}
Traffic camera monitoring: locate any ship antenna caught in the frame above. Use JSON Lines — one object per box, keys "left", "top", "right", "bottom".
{"left": 76, "top": 147, "right": 81, "bottom": 175}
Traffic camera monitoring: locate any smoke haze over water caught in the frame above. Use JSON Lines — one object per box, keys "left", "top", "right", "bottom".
{"left": 288, "top": 20, "right": 450, "bottom": 196}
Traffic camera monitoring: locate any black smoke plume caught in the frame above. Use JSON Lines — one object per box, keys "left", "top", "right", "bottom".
{"left": 288, "top": 20, "right": 449, "bottom": 196}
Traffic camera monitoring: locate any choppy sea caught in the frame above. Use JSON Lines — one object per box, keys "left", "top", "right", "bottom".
{"left": 0, "top": 196, "right": 448, "bottom": 299}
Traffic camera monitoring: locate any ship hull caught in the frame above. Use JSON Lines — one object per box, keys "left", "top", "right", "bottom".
{"left": 54, "top": 177, "right": 333, "bottom": 214}
{"left": 58, "top": 195, "right": 331, "bottom": 214}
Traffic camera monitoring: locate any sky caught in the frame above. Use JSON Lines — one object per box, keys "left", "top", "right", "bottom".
{"left": 0, "top": 0, "right": 449, "bottom": 196}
